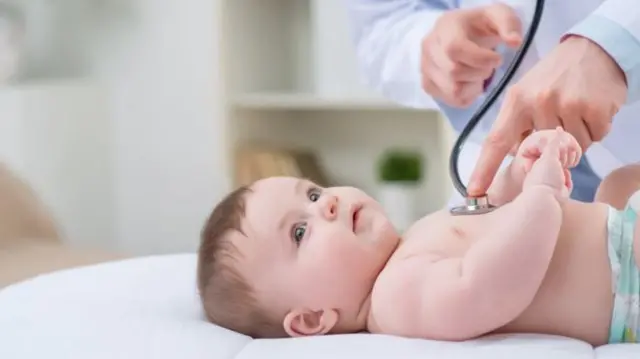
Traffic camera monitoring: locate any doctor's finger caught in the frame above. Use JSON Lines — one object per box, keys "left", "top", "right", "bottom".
{"left": 421, "top": 56, "right": 446, "bottom": 97}
{"left": 447, "top": 63, "right": 495, "bottom": 82}
{"left": 450, "top": 39, "right": 502, "bottom": 69}
{"left": 447, "top": 81, "right": 484, "bottom": 107}
{"left": 539, "top": 128, "right": 563, "bottom": 159}
{"left": 584, "top": 112, "right": 613, "bottom": 144}
{"left": 421, "top": 74, "right": 446, "bottom": 100}
{"left": 428, "top": 62, "right": 482, "bottom": 106}
{"left": 468, "top": 100, "right": 531, "bottom": 196}
{"left": 532, "top": 100, "right": 561, "bottom": 130}
{"left": 479, "top": 3, "right": 523, "bottom": 47}
{"left": 422, "top": 73, "right": 473, "bottom": 108}
{"left": 437, "top": 27, "right": 500, "bottom": 68}
{"left": 431, "top": 46, "right": 495, "bottom": 82}
{"left": 468, "top": 131, "right": 518, "bottom": 196}
{"left": 561, "top": 115, "right": 592, "bottom": 153}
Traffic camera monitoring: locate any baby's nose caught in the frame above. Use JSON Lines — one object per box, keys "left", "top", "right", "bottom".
{"left": 320, "top": 195, "right": 338, "bottom": 220}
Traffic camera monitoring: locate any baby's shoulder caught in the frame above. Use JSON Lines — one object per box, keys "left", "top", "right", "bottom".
{"left": 370, "top": 245, "right": 449, "bottom": 335}
{"left": 370, "top": 258, "right": 424, "bottom": 334}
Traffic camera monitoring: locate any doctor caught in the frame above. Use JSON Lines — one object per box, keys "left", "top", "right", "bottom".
{"left": 345, "top": 0, "right": 640, "bottom": 205}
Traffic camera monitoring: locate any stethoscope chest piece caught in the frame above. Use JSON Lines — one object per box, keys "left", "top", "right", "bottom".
{"left": 449, "top": 195, "right": 497, "bottom": 216}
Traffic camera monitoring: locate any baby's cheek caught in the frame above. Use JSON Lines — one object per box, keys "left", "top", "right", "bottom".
{"left": 304, "top": 238, "right": 361, "bottom": 279}
{"left": 305, "top": 240, "right": 351, "bottom": 273}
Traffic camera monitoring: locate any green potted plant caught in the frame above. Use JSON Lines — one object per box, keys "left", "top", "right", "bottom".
{"left": 376, "top": 149, "right": 424, "bottom": 231}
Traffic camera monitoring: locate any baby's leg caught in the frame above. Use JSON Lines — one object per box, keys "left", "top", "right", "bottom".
{"left": 595, "top": 164, "right": 640, "bottom": 210}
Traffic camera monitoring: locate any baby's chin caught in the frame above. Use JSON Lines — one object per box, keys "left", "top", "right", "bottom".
{"left": 371, "top": 215, "right": 401, "bottom": 244}
{"left": 357, "top": 206, "right": 400, "bottom": 244}
{"left": 364, "top": 218, "right": 401, "bottom": 263}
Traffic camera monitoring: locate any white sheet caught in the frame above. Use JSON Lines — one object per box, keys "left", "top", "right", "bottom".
{"left": 0, "top": 254, "right": 638, "bottom": 359}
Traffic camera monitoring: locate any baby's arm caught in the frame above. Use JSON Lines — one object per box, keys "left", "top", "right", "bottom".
{"left": 412, "top": 185, "right": 563, "bottom": 341}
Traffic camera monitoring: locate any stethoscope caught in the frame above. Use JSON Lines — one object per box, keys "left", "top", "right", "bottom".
{"left": 449, "top": 0, "right": 546, "bottom": 216}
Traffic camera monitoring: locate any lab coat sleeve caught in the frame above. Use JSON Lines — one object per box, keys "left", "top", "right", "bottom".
{"left": 564, "top": 0, "right": 640, "bottom": 104}
{"left": 344, "top": 0, "right": 452, "bottom": 109}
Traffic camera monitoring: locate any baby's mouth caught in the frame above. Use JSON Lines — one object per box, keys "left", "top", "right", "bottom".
{"left": 351, "top": 205, "right": 362, "bottom": 233}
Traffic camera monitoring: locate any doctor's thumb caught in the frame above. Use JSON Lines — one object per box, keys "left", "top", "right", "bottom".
{"left": 481, "top": 3, "right": 523, "bottom": 48}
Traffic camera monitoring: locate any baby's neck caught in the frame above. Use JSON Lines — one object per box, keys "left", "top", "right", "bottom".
{"left": 357, "top": 293, "right": 374, "bottom": 331}
{"left": 363, "top": 295, "right": 382, "bottom": 333}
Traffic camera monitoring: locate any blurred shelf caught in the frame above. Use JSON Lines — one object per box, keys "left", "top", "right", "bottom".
{"left": 231, "top": 92, "right": 440, "bottom": 112}
{"left": 222, "top": 0, "right": 454, "bottom": 211}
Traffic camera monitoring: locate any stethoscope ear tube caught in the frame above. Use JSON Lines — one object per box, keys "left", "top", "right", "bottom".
{"left": 448, "top": 0, "right": 546, "bottom": 215}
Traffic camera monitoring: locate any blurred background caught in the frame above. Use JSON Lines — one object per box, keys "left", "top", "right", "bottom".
{"left": 0, "top": 0, "right": 455, "bottom": 259}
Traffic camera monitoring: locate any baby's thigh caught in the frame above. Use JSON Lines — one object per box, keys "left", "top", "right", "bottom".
{"left": 595, "top": 164, "right": 640, "bottom": 210}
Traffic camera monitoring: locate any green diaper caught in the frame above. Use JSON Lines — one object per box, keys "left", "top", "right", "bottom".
{"left": 607, "top": 200, "right": 640, "bottom": 343}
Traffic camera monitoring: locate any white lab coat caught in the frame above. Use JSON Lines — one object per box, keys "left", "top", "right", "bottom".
{"left": 347, "top": 0, "right": 640, "bottom": 206}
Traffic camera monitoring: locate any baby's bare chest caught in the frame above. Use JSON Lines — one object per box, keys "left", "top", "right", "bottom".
{"left": 393, "top": 210, "right": 493, "bottom": 260}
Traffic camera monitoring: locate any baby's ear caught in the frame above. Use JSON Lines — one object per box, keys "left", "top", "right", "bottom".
{"left": 282, "top": 308, "right": 338, "bottom": 337}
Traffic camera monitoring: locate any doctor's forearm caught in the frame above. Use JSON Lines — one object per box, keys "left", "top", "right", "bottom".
{"left": 345, "top": 0, "right": 449, "bottom": 109}
{"left": 565, "top": 0, "right": 640, "bottom": 104}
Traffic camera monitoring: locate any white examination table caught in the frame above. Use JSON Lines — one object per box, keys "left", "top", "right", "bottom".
{"left": 0, "top": 254, "right": 638, "bottom": 359}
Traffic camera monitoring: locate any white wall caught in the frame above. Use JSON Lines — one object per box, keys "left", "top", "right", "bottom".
{"left": 88, "top": 0, "right": 230, "bottom": 254}
{"left": 0, "top": 0, "right": 229, "bottom": 255}
{"left": 0, "top": 80, "right": 116, "bottom": 250}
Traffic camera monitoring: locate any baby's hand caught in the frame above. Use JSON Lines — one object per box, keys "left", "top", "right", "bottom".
{"left": 521, "top": 127, "right": 574, "bottom": 201}
{"left": 514, "top": 128, "right": 582, "bottom": 173}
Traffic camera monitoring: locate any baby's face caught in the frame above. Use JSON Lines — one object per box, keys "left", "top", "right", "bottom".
{"left": 235, "top": 176, "right": 399, "bottom": 335}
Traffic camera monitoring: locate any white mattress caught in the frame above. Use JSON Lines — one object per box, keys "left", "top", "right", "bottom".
{"left": 0, "top": 254, "right": 638, "bottom": 359}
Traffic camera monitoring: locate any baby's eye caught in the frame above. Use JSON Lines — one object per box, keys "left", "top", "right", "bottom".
{"left": 292, "top": 223, "right": 307, "bottom": 244}
{"left": 308, "top": 187, "right": 321, "bottom": 202}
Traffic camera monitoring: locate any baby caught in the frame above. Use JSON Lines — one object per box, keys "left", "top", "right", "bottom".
{"left": 197, "top": 127, "right": 640, "bottom": 346}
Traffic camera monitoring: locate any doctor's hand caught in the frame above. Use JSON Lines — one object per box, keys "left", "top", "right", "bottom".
{"left": 467, "top": 35, "right": 628, "bottom": 197}
{"left": 421, "top": 3, "right": 523, "bottom": 107}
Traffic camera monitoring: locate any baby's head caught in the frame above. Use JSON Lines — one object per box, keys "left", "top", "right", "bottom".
{"left": 197, "top": 176, "right": 400, "bottom": 338}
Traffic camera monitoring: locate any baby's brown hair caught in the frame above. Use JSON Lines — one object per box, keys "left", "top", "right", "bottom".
{"left": 197, "top": 184, "right": 287, "bottom": 338}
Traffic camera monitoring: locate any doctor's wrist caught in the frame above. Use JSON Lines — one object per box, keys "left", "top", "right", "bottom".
{"left": 562, "top": 34, "right": 627, "bottom": 90}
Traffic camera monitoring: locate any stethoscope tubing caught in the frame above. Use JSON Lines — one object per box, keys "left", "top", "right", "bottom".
{"left": 448, "top": 0, "right": 546, "bottom": 200}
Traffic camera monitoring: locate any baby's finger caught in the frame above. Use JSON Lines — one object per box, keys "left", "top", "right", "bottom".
{"left": 521, "top": 144, "right": 540, "bottom": 160}
{"left": 564, "top": 168, "right": 573, "bottom": 191}
{"left": 520, "top": 135, "right": 545, "bottom": 160}
{"left": 563, "top": 141, "right": 572, "bottom": 167}
{"left": 557, "top": 141, "right": 567, "bottom": 167}
{"left": 569, "top": 149, "right": 579, "bottom": 168}
{"left": 566, "top": 150, "right": 575, "bottom": 168}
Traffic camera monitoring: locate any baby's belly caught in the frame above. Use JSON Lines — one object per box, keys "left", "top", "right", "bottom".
{"left": 497, "top": 203, "right": 614, "bottom": 346}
